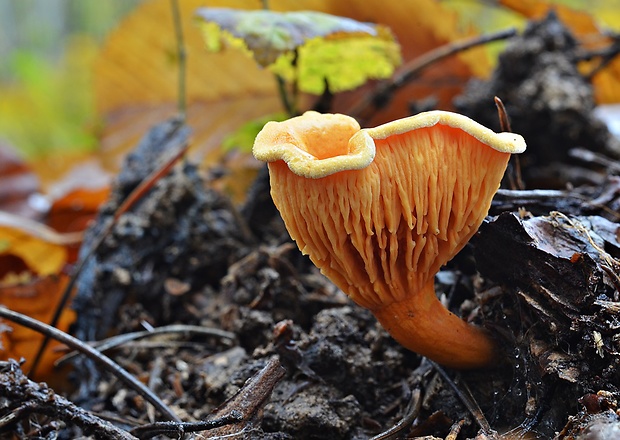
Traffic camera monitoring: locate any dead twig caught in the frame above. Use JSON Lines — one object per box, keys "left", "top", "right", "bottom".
{"left": 575, "top": 39, "right": 620, "bottom": 79}
{"left": 495, "top": 96, "right": 525, "bottom": 190}
{"left": 131, "top": 357, "right": 286, "bottom": 439}
{"left": 0, "top": 306, "right": 181, "bottom": 423}
{"left": 348, "top": 28, "right": 517, "bottom": 124}
{"left": 370, "top": 388, "right": 422, "bottom": 440}
{"left": 56, "top": 324, "right": 236, "bottom": 365}
{"left": 494, "top": 96, "right": 512, "bottom": 133}
{"left": 569, "top": 147, "right": 620, "bottom": 173}
{"left": 170, "top": 0, "right": 187, "bottom": 120}
{"left": 130, "top": 413, "right": 243, "bottom": 439}
{"left": 492, "top": 188, "right": 620, "bottom": 220}
{"left": 0, "top": 359, "right": 137, "bottom": 439}
{"left": 429, "top": 360, "right": 496, "bottom": 437}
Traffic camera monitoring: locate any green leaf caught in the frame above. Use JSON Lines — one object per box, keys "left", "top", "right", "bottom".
{"left": 222, "top": 113, "right": 288, "bottom": 153}
{"left": 195, "top": 8, "right": 401, "bottom": 94}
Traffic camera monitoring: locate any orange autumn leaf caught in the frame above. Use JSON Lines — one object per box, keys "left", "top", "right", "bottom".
{"left": 0, "top": 273, "right": 75, "bottom": 382}
{"left": 499, "top": 0, "right": 620, "bottom": 103}
{"left": 498, "top": 0, "right": 602, "bottom": 31}
{"left": 0, "top": 218, "right": 79, "bottom": 381}
{"left": 94, "top": 0, "right": 491, "bottom": 199}
{"left": 47, "top": 187, "right": 110, "bottom": 234}
{"left": 45, "top": 186, "right": 109, "bottom": 262}
{"left": 94, "top": 0, "right": 284, "bottom": 200}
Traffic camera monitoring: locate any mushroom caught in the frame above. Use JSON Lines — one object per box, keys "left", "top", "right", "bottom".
{"left": 253, "top": 110, "right": 526, "bottom": 369}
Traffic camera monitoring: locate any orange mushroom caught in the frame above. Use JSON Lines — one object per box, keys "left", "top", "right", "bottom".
{"left": 253, "top": 110, "right": 526, "bottom": 369}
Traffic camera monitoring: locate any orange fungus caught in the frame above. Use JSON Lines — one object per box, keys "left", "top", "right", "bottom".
{"left": 253, "top": 110, "right": 526, "bottom": 369}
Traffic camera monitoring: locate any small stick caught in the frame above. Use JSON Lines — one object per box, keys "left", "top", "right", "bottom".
{"left": 494, "top": 96, "right": 512, "bottom": 132}
{"left": 348, "top": 28, "right": 517, "bottom": 123}
{"left": 494, "top": 96, "right": 524, "bottom": 190}
{"left": 276, "top": 74, "right": 297, "bottom": 118}
{"left": 0, "top": 307, "right": 181, "bottom": 422}
{"left": 170, "top": 0, "right": 187, "bottom": 120}
{"left": 130, "top": 413, "right": 242, "bottom": 439}
{"left": 429, "top": 360, "right": 495, "bottom": 436}
{"left": 56, "top": 324, "right": 236, "bottom": 365}
{"left": 370, "top": 388, "right": 422, "bottom": 440}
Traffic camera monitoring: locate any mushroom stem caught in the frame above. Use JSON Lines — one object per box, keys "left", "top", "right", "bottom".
{"left": 372, "top": 281, "right": 497, "bottom": 369}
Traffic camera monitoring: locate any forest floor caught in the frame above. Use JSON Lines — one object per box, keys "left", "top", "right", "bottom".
{"left": 2, "top": 11, "right": 620, "bottom": 440}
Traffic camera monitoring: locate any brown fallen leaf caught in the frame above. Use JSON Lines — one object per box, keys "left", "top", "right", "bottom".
{"left": 0, "top": 141, "right": 41, "bottom": 220}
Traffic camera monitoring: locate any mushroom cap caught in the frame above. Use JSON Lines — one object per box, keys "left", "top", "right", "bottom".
{"left": 253, "top": 111, "right": 526, "bottom": 310}
{"left": 254, "top": 110, "right": 525, "bottom": 178}
{"left": 254, "top": 111, "right": 376, "bottom": 178}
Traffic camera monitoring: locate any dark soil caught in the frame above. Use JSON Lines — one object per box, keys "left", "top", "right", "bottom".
{"left": 2, "top": 11, "right": 620, "bottom": 440}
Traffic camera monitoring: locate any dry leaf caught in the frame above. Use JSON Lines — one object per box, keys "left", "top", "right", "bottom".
{"left": 0, "top": 142, "right": 41, "bottom": 220}
{"left": 0, "top": 216, "right": 79, "bottom": 380}
{"left": 0, "top": 220, "right": 71, "bottom": 278}
{"left": 0, "top": 274, "right": 75, "bottom": 382}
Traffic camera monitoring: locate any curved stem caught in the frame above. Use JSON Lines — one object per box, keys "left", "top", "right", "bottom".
{"left": 372, "top": 281, "right": 497, "bottom": 369}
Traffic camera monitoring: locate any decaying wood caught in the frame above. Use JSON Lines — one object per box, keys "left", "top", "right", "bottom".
{"left": 0, "top": 360, "right": 136, "bottom": 439}
{"left": 472, "top": 211, "right": 620, "bottom": 437}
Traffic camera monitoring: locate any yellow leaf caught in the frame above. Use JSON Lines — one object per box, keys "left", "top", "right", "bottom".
{"left": 195, "top": 8, "right": 401, "bottom": 94}
{"left": 0, "top": 222, "right": 69, "bottom": 277}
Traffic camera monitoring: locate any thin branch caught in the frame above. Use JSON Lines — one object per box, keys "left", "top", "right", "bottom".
{"left": 348, "top": 28, "right": 517, "bottom": 124}
{"left": 170, "top": 0, "right": 187, "bottom": 120}
{"left": 131, "top": 357, "right": 285, "bottom": 438}
{"left": 130, "top": 413, "right": 243, "bottom": 439}
{"left": 276, "top": 75, "right": 296, "bottom": 117}
{"left": 370, "top": 388, "right": 422, "bottom": 440}
{"left": 495, "top": 96, "right": 524, "bottom": 190}
{"left": 575, "top": 41, "right": 620, "bottom": 80}
{"left": 494, "top": 96, "right": 512, "bottom": 132}
{"left": 29, "top": 132, "right": 188, "bottom": 379}
{"left": 429, "top": 360, "right": 494, "bottom": 436}
{"left": 0, "top": 307, "right": 181, "bottom": 423}
{"left": 56, "top": 324, "right": 236, "bottom": 365}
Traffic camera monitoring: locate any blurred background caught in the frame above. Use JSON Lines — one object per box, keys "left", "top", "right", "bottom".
{"left": 0, "top": 1, "right": 139, "bottom": 157}
{"left": 1, "top": 0, "right": 619, "bottom": 159}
